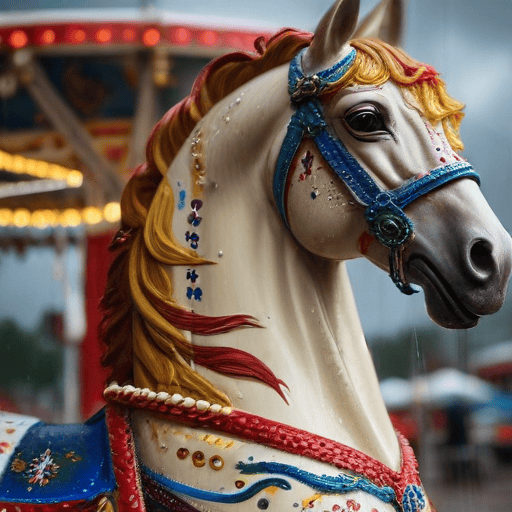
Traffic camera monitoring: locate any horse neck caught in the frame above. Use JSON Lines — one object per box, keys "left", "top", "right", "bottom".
{"left": 165, "top": 70, "right": 400, "bottom": 469}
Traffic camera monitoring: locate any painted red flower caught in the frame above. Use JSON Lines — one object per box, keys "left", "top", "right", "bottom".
{"left": 346, "top": 499, "right": 361, "bottom": 511}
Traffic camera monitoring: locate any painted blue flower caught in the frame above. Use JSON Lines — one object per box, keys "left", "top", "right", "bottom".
{"left": 187, "top": 212, "right": 202, "bottom": 227}
{"left": 185, "top": 231, "right": 199, "bottom": 249}
{"left": 186, "top": 269, "right": 198, "bottom": 283}
{"left": 401, "top": 484, "right": 426, "bottom": 512}
{"left": 186, "top": 287, "right": 203, "bottom": 301}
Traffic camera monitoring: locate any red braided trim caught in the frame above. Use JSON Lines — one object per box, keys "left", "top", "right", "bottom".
{"left": 105, "top": 405, "right": 146, "bottom": 512}
{"left": 105, "top": 389, "right": 421, "bottom": 504}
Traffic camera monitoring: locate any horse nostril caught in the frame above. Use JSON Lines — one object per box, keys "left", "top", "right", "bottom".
{"left": 469, "top": 239, "right": 495, "bottom": 278}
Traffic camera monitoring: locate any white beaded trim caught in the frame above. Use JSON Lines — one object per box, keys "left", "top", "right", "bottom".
{"left": 104, "top": 382, "right": 232, "bottom": 415}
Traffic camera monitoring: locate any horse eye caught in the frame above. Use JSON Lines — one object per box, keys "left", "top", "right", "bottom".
{"left": 344, "top": 105, "right": 386, "bottom": 134}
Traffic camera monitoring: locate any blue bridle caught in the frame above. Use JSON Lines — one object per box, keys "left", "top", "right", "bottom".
{"left": 274, "top": 48, "right": 480, "bottom": 294}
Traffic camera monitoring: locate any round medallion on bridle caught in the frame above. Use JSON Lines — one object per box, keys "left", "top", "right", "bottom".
{"left": 372, "top": 211, "right": 411, "bottom": 248}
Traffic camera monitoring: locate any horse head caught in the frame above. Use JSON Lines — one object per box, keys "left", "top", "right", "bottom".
{"left": 279, "top": 0, "right": 512, "bottom": 329}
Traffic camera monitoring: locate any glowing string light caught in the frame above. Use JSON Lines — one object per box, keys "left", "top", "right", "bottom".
{"left": 0, "top": 150, "right": 83, "bottom": 187}
{"left": 0, "top": 204, "right": 121, "bottom": 229}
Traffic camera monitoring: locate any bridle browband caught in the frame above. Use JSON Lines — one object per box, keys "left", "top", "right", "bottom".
{"left": 274, "top": 48, "right": 480, "bottom": 294}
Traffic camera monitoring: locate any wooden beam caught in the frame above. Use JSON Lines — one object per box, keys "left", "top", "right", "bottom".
{"left": 15, "top": 55, "right": 125, "bottom": 200}
{"left": 125, "top": 56, "right": 158, "bottom": 171}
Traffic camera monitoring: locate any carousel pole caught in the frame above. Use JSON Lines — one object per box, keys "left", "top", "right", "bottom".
{"left": 54, "top": 228, "right": 85, "bottom": 423}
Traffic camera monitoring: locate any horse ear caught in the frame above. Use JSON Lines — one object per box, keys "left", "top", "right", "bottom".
{"left": 302, "top": 0, "right": 360, "bottom": 75}
{"left": 352, "top": 0, "right": 405, "bottom": 46}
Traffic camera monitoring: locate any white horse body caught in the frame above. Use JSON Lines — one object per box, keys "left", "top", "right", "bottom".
{"left": 130, "top": 2, "right": 512, "bottom": 507}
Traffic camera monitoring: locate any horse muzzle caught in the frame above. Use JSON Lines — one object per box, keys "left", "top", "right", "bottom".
{"left": 403, "top": 179, "right": 512, "bottom": 328}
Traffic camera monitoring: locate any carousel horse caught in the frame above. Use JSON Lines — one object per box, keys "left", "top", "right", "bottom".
{"left": 1, "top": 0, "right": 511, "bottom": 511}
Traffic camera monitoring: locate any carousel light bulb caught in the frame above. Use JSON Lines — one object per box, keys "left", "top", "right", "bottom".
{"left": 103, "top": 202, "right": 121, "bottom": 223}
{"left": 82, "top": 207, "right": 102, "bottom": 225}
{"left": 40, "top": 29, "right": 56, "bottom": 45}
{"left": 96, "top": 28, "right": 112, "bottom": 44}
{"left": 13, "top": 209, "right": 31, "bottom": 228}
{"left": 31, "top": 210, "right": 49, "bottom": 228}
{"left": 143, "top": 28, "right": 160, "bottom": 47}
{"left": 9, "top": 30, "right": 29, "bottom": 49}
{"left": 49, "top": 164, "right": 66, "bottom": 181}
{"left": 41, "top": 209, "right": 58, "bottom": 227}
{"left": 122, "top": 27, "right": 136, "bottom": 42}
{"left": 0, "top": 209, "right": 13, "bottom": 227}
{"left": 66, "top": 170, "right": 83, "bottom": 188}
{"left": 69, "top": 29, "right": 86, "bottom": 44}
{"left": 60, "top": 208, "right": 81, "bottom": 227}
{"left": 12, "top": 155, "right": 24, "bottom": 173}
{"left": 25, "top": 159, "right": 37, "bottom": 174}
{"left": 173, "top": 27, "right": 192, "bottom": 45}
{"left": 200, "top": 30, "right": 218, "bottom": 47}
{"left": 34, "top": 161, "right": 49, "bottom": 178}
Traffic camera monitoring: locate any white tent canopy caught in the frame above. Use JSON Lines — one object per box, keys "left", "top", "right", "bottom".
{"left": 380, "top": 368, "right": 495, "bottom": 409}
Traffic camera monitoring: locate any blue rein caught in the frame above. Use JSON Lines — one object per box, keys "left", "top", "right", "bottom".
{"left": 274, "top": 48, "right": 480, "bottom": 294}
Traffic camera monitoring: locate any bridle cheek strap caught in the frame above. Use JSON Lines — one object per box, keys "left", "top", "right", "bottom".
{"left": 274, "top": 49, "right": 480, "bottom": 295}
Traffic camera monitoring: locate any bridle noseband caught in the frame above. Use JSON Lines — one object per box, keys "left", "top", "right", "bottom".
{"left": 274, "top": 48, "right": 480, "bottom": 294}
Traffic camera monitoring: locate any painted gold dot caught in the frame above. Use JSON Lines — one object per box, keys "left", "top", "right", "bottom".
{"left": 192, "top": 451, "right": 205, "bottom": 467}
{"left": 177, "top": 448, "right": 189, "bottom": 460}
{"left": 209, "top": 455, "right": 224, "bottom": 470}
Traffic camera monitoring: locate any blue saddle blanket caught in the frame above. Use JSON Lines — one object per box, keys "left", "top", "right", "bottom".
{"left": 0, "top": 408, "right": 116, "bottom": 504}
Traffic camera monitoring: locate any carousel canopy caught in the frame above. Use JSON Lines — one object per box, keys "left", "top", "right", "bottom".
{"left": 0, "top": 0, "right": 306, "bottom": 237}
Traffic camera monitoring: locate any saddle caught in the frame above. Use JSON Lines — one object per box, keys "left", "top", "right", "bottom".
{"left": 0, "top": 406, "right": 142, "bottom": 512}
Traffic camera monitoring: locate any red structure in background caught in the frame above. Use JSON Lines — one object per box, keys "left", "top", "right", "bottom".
{"left": 0, "top": 21, "right": 269, "bottom": 53}
{"left": 80, "top": 232, "right": 114, "bottom": 419}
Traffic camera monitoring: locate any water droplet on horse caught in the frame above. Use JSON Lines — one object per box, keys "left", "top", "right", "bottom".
{"left": 237, "top": 391, "right": 243, "bottom": 399}
{"left": 328, "top": 195, "right": 332, "bottom": 201}
{"left": 236, "top": 97, "right": 241, "bottom": 104}
{"left": 218, "top": 250, "right": 223, "bottom": 257}
{"left": 311, "top": 307, "right": 315, "bottom": 313}
{"left": 224, "top": 116, "right": 230, "bottom": 124}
